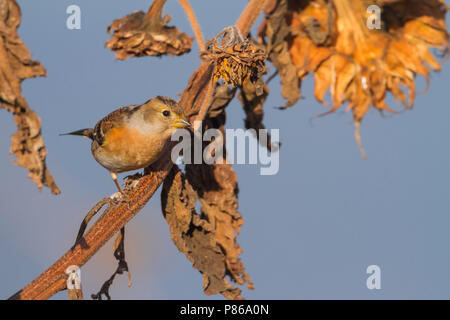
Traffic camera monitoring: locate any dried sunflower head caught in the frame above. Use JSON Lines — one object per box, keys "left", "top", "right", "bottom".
{"left": 202, "top": 26, "right": 267, "bottom": 95}
{"left": 105, "top": 0, "right": 193, "bottom": 60}
{"left": 261, "top": 0, "right": 449, "bottom": 157}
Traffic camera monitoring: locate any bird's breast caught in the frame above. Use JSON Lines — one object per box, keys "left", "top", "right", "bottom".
{"left": 91, "top": 126, "right": 167, "bottom": 173}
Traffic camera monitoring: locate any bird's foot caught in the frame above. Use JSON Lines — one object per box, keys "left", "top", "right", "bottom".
{"left": 110, "top": 191, "right": 130, "bottom": 203}
{"left": 123, "top": 173, "right": 143, "bottom": 191}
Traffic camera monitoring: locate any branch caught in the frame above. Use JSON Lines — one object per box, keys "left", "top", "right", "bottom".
{"left": 177, "top": 0, "right": 206, "bottom": 52}
{"left": 9, "top": 0, "right": 267, "bottom": 300}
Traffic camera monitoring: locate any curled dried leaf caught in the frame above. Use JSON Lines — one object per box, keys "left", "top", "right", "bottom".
{"left": 0, "top": 0, "right": 59, "bottom": 194}
{"left": 161, "top": 166, "right": 251, "bottom": 299}
{"left": 238, "top": 78, "right": 276, "bottom": 151}
{"left": 258, "top": 0, "right": 302, "bottom": 108}
{"left": 91, "top": 227, "right": 131, "bottom": 300}
{"left": 186, "top": 162, "right": 254, "bottom": 298}
{"left": 207, "top": 82, "right": 236, "bottom": 119}
{"left": 106, "top": 0, "right": 193, "bottom": 60}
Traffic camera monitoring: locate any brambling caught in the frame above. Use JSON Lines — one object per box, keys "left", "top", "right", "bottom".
{"left": 63, "top": 96, "right": 190, "bottom": 192}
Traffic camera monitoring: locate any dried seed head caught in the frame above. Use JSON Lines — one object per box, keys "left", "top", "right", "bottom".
{"left": 202, "top": 26, "right": 267, "bottom": 95}
{"left": 261, "top": 0, "right": 449, "bottom": 156}
{"left": 105, "top": 1, "right": 193, "bottom": 60}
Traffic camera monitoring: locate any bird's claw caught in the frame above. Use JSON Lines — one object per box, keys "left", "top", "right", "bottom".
{"left": 123, "top": 173, "right": 143, "bottom": 191}
{"left": 110, "top": 191, "right": 129, "bottom": 203}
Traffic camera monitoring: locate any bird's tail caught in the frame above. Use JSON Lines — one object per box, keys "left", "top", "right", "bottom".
{"left": 60, "top": 128, "right": 94, "bottom": 140}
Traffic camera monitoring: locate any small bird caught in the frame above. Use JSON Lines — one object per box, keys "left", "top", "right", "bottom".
{"left": 62, "top": 96, "right": 190, "bottom": 192}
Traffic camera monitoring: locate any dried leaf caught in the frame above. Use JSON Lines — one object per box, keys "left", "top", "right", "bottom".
{"left": 207, "top": 82, "right": 236, "bottom": 119}
{"left": 238, "top": 78, "right": 276, "bottom": 151}
{"left": 161, "top": 166, "right": 251, "bottom": 299}
{"left": 258, "top": 0, "right": 302, "bottom": 108}
{"left": 91, "top": 227, "right": 131, "bottom": 300}
{"left": 184, "top": 163, "right": 253, "bottom": 299}
{"left": 0, "top": 0, "right": 60, "bottom": 194}
{"left": 106, "top": 0, "right": 193, "bottom": 60}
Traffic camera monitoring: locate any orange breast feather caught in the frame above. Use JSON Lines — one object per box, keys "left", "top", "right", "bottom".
{"left": 100, "top": 126, "right": 164, "bottom": 171}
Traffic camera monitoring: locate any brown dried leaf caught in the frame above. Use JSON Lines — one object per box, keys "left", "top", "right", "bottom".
{"left": 186, "top": 163, "right": 253, "bottom": 298}
{"left": 105, "top": 0, "right": 193, "bottom": 60}
{"left": 161, "top": 166, "right": 251, "bottom": 299}
{"left": 207, "top": 82, "right": 236, "bottom": 119}
{"left": 258, "top": 0, "right": 302, "bottom": 108}
{"left": 0, "top": 0, "right": 60, "bottom": 194}
{"left": 238, "top": 78, "right": 276, "bottom": 151}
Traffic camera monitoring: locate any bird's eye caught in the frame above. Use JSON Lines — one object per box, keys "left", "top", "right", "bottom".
{"left": 162, "top": 110, "right": 170, "bottom": 117}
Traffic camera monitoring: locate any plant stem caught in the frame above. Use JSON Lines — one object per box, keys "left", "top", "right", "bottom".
{"left": 235, "top": 0, "right": 270, "bottom": 38}
{"left": 177, "top": 0, "right": 206, "bottom": 52}
{"left": 145, "top": 0, "right": 167, "bottom": 30}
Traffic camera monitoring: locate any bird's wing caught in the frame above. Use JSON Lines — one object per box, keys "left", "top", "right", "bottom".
{"left": 93, "top": 104, "right": 140, "bottom": 146}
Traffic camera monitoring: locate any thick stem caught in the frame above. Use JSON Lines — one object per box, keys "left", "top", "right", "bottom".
{"left": 145, "top": 0, "right": 167, "bottom": 30}
{"left": 235, "top": 0, "right": 270, "bottom": 37}
{"left": 177, "top": 0, "right": 206, "bottom": 52}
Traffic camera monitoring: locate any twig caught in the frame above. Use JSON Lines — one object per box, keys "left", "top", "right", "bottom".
{"left": 177, "top": 0, "right": 206, "bottom": 52}
{"left": 9, "top": 0, "right": 266, "bottom": 300}
{"left": 354, "top": 121, "right": 367, "bottom": 160}
{"left": 73, "top": 197, "right": 110, "bottom": 249}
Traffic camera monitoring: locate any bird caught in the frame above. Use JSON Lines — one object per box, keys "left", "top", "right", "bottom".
{"left": 62, "top": 96, "right": 190, "bottom": 193}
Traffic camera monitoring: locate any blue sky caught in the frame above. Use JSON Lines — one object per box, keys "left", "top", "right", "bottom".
{"left": 1, "top": 0, "right": 450, "bottom": 299}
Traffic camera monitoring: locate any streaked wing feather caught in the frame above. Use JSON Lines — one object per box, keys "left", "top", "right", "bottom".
{"left": 93, "top": 105, "right": 140, "bottom": 146}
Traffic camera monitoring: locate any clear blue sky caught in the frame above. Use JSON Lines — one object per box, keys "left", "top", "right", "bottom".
{"left": 1, "top": 0, "right": 450, "bottom": 299}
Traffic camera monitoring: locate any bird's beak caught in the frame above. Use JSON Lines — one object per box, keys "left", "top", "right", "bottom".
{"left": 172, "top": 117, "right": 191, "bottom": 128}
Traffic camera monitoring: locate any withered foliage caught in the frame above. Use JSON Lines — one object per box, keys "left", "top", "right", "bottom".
{"left": 0, "top": 0, "right": 59, "bottom": 194}
{"left": 238, "top": 80, "right": 275, "bottom": 151}
{"left": 162, "top": 165, "right": 253, "bottom": 300}
{"left": 260, "top": 0, "right": 449, "bottom": 155}
{"left": 106, "top": 0, "right": 193, "bottom": 60}
{"left": 258, "top": 0, "right": 302, "bottom": 108}
{"left": 208, "top": 82, "right": 237, "bottom": 119}
{"left": 91, "top": 228, "right": 131, "bottom": 300}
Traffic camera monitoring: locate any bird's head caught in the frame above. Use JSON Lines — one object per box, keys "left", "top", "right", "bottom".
{"left": 141, "top": 96, "right": 190, "bottom": 136}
